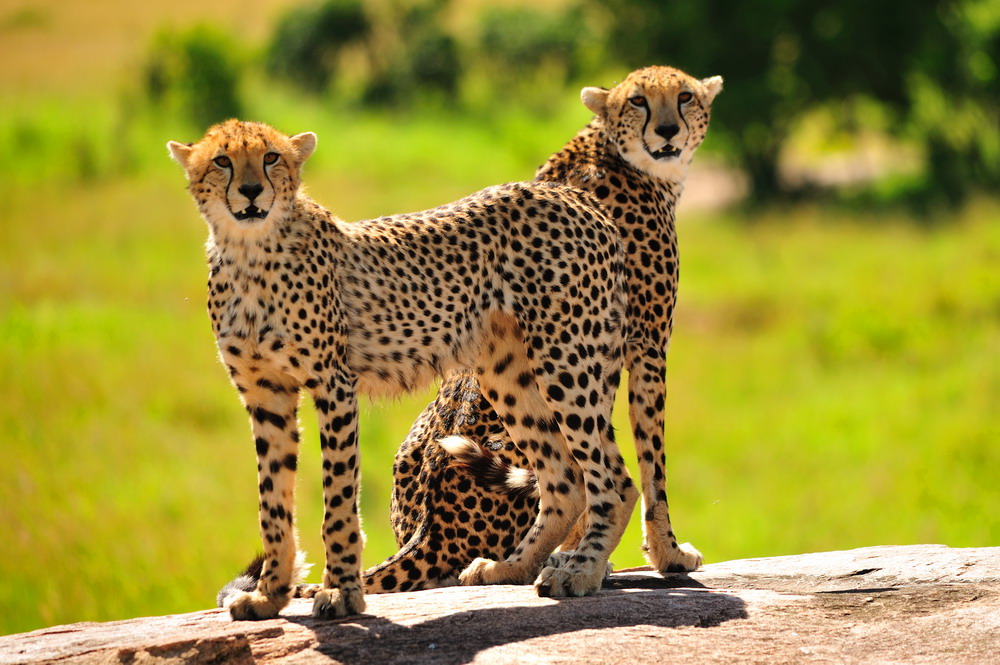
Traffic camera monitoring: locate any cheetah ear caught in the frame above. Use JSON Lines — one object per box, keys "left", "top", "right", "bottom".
{"left": 700, "top": 76, "right": 724, "bottom": 104}
{"left": 290, "top": 132, "right": 317, "bottom": 162}
{"left": 167, "top": 141, "right": 193, "bottom": 169}
{"left": 581, "top": 87, "right": 609, "bottom": 116}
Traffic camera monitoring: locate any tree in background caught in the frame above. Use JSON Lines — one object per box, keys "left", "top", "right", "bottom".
{"left": 139, "top": 0, "right": 998, "bottom": 206}
{"left": 905, "top": 0, "right": 1000, "bottom": 205}
{"left": 262, "top": 0, "right": 460, "bottom": 104}
{"left": 363, "top": 0, "right": 461, "bottom": 104}
{"left": 477, "top": 6, "right": 592, "bottom": 88}
{"left": 265, "top": 0, "right": 370, "bottom": 92}
{"left": 599, "top": 0, "right": 999, "bottom": 204}
{"left": 144, "top": 25, "right": 243, "bottom": 129}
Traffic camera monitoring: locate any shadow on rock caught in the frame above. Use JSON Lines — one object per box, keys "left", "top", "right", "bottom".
{"left": 288, "top": 587, "right": 748, "bottom": 665}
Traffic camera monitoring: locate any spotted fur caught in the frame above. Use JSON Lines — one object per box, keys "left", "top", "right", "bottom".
{"left": 170, "top": 119, "right": 631, "bottom": 619}
{"left": 366, "top": 65, "right": 723, "bottom": 592}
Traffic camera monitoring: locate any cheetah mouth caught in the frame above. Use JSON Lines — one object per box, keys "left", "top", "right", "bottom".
{"left": 232, "top": 205, "right": 269, "bottom": 221}
{"left": 647, "top": 145, "right": 682, "bottom": 160}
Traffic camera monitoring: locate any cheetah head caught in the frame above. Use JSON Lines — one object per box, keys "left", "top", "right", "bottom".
{"left": 582, "top": 66, "right": 723, "bottom": 183}
{"left": 167, "top": 120, "right": 317, "bottom": 231}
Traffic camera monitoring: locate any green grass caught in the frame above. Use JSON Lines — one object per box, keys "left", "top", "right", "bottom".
{"left": 662, "top": 202, "right": 1000, "bottom": 556}
{"left": 2, "top": 0, "right": 998, "bottom": 639}
{"left": 3, "top": 167, "right": 998, "bottom": 635}
{"left": 0, "top": 93, "right": 596, "bottom": 635}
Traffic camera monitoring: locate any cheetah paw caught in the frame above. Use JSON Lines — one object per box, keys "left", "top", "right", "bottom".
{"left": 544, "top": 551, "right": 613, "bottom": 578}
{"left": 294, "top": 582, "right": 321, "bottom": 598}
{"left": 312, "top": 586, "right": 366, "bottom": 620}
{"left": 225, "top": 591, "right": 286, "bottom": 621}
{"left": 534, "top": 564, "right": 605, "bottom": 598}
{"left": 647, "top": 539, "right": 703, "bottom": 574}
{"left": 458, "top": 557, "right": 536, "bottom": 586}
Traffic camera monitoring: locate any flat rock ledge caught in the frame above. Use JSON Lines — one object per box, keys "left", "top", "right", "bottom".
{"left": 3, "top": 545, "right": 998, "bottom": 664}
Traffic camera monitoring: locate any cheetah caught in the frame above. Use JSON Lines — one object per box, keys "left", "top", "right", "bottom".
{"left": 169, "top": 119, "right": 631, "bottom": 619}
{"left": 363, "top": 65, "right": 724, "bottom": 592}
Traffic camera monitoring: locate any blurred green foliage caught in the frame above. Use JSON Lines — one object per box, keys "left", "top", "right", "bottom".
{"left": 477, "top": 5, "right": 591, "bottom": 87}
{"left": 261, "top": 0, "right": 462, "bottom": 104}
{"left": 599, "top": 0, "right": 1000, "bottom": 204}
{"left": 363, "top": 1, "right": 461, "bottom": 104}
{"left": 7, "top": 0, "right": 996, "bottom": 204}
{"left": 266, "top": 0, "right": 370, "bottom": 91}
{"left": 144, "top": 25, "right": 243, "bottom": 129}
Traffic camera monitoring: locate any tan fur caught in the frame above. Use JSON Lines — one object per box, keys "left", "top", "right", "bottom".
{"left": 171, "top": 119, "right": 632, "bottom": 618}
{"left": 368, "top": 65, "right": 721, "bottom": 593}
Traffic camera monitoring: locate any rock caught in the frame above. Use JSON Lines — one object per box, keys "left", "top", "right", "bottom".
{"left": 2, "top": 545, "right": 998, "bottom": 664}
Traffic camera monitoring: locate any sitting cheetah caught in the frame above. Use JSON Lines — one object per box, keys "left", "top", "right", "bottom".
{"left": 169, "top": 119, "right": 631, "bottom": 619}
{"left": 363, "top": 65, "right": 724, "bottom": 592}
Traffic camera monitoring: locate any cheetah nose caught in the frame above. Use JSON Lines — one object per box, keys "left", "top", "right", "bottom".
{"left": 239, "top": 183, "right": 264, "bottom": 203}
{"left": 655, "top": 124, "right": 680, "bottom": 140}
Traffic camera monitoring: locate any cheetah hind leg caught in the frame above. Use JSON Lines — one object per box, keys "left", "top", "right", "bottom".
{"left": 458, "top": 315, "right": 583, "bottom": 587}
{"left": 555, "top": 513, "right": 585, "bottom": 552}
{"left": 445, "top": 445, "right": 611, "bottom": 578}
{"left": 538, "top": 469, "right": 637, "bottom": 586}
{"left": 534, "top": 374, "right": 638, "bottom": 597}
{"left": 544, "top": 516, "right": 613, "bottom": 577}
{"left": 312, "top": 585, "right": 365, "bottom": 620}
{"left": 544, "top": 551, "right": 614, "bottom": 579}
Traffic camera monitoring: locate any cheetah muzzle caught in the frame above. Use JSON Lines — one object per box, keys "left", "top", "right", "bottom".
{"left": 646, "top": 144, "right": 681, "bottom": 160}
{"left": 232, "top": 204, "right": 268, "bottom": 221}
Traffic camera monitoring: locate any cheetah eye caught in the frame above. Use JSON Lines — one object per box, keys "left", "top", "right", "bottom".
{"left": 678, "top": 91, "right": 693, "bottom": 104}
{"left": 628, "top": 95, "right": 648, "bottom": 107}
{"left": 213, "top": 155, "right": 232, "bottom": 169}
{"left": 263, "top": 152, "right": 279, "bottom": 165}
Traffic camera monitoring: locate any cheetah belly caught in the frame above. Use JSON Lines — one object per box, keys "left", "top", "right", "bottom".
{"left": 344, "top": 302, "right": 492, "bottom": 399}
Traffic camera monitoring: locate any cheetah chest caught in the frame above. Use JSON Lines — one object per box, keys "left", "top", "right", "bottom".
{"left": 208, "top": 260, "right": 330, "bottom": 384}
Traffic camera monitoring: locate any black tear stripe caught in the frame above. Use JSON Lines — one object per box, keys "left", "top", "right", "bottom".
{"left": 264, "top": 167, "right": 276, "bottom": 203}
{"left": 225, "top": 168, "right": 236, "bottom": 213}
{"left": 677, "top": 97, "right": 691, "bottom": 135}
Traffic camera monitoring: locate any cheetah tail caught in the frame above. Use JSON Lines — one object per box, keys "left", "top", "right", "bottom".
{"left": 216, "top": 549, "right": 313, "bottom": 608}
{"left": 438, "top": 435, "right": 538, "bottom": 500}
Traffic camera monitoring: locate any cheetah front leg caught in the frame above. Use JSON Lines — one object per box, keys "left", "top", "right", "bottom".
{"left": 226, "top": 378, "right": 302, "bottom": 621}
{"left": 628, "top": 350, "right": 702, "bottom": 573}
{"left": 310, "top": 372, "right": 366, "bottom": 619}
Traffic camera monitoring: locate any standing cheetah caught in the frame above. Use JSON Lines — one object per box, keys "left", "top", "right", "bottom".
{"left": 169, "top": 119, "right": 630, "bottom": 619}
{"left": 365, "top": 65, "right": 723, "bottom": 592}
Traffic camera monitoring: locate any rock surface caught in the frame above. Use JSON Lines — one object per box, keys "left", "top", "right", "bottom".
{"left": 2, "top": 545, "right": 998, "bottom": 664}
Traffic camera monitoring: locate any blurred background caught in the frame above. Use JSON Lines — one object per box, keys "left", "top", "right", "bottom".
{"left": 1, "top": 0, "right": 997, "bottom": 637}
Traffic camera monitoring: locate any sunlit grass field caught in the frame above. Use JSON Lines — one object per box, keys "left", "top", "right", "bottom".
{"left": 4, "top": 169, "right": 998, "bottom": 635}
{"left": 2, "top": 0, "right": 999, "bottom": 639}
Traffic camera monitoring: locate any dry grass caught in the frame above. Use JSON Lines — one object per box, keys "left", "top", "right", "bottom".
{"left": 0, "top": 0, "right": 298, "bottom": 93}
